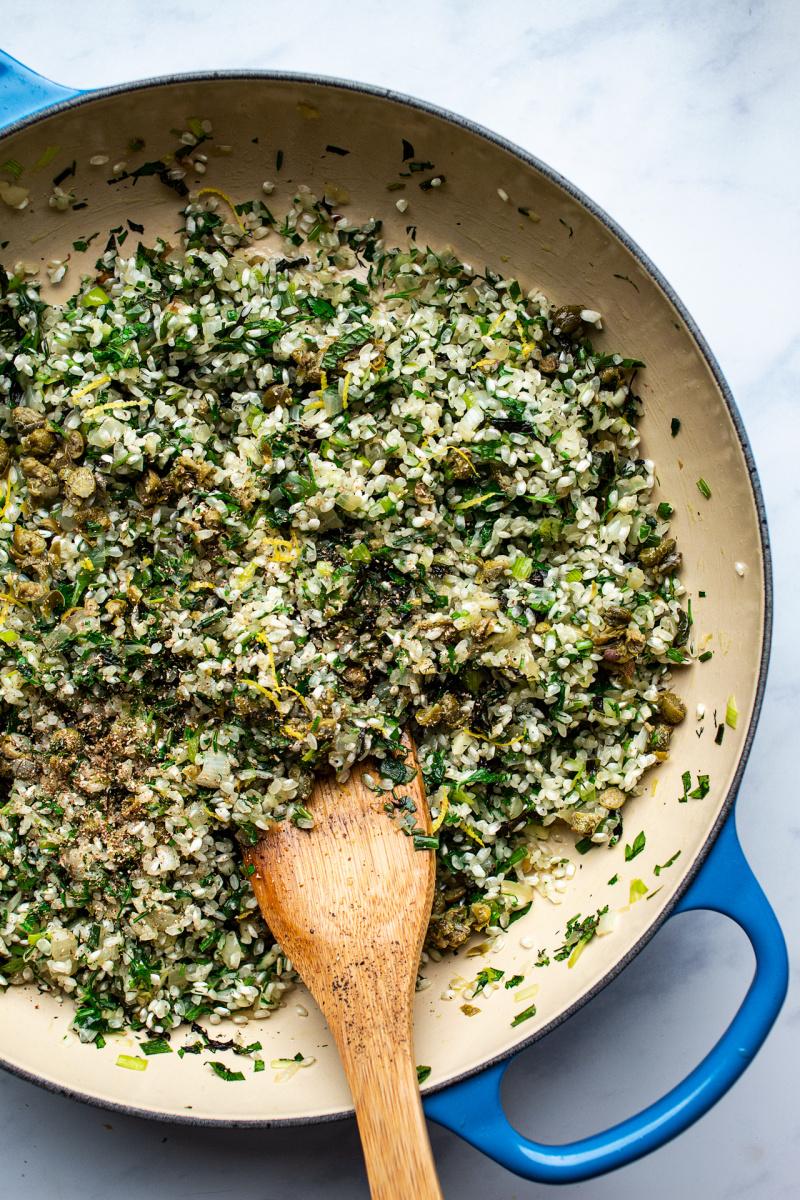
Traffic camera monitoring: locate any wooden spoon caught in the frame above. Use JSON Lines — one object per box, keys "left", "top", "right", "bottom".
{"left": 244, "top": 731, "right": 443, "bottom": 1200}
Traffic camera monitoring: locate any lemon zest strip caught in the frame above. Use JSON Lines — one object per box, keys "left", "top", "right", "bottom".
{"left": 70, "top": 375, "right": 110, "bottom": 403}
{"left": 430, "top": 790, "right": 449, "bottom": 835}
{"left": 195, "top": 188, "right": 246, "bottom": 233}
{"left": 1, "top": 472, "right": 13, "bottom": 519}
{"left": 460, "top": 821, "right": 485, "bottom": 847}
{"left": 84, "top": 396, "right": 149, "bottom": 419}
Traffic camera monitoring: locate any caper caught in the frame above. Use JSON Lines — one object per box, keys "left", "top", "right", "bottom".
{"left": 469, "top": 901, "right": 492, "bottom": 929}
{"left": 0, "top": 438, "right": 8, "bottom": 476}
{"left": 65, "top": 430, "right": 85, "bottom": 460}
{"left": 539, "top": 354, "right": 558, "bottom": 373}
{"left": 341, "top": 665, "right": 368, "bottom": 695}
{"left": 166, "top": 456, "right": 214, "bottom": 495}
{"left": 604, "top": 604, "right": 633, "bottom": 627}
{"left": 10, "top": 407, "right": 45, "bottom": 433}
{"left": 12, "top": 526, "right": 46, "bottom": 556}
{"left": 571, "top": 810, "right": 602, "bottom": 835}
{"left": 73, "top": 505, "right": 111, "bottom": 531}
{"left": 63, "top": 466, "right": 96, "bottom": 503}
{"left": 638, "top": 536, "right": 676, "bottom": 569}
{"left": 20, "top": 458, "right": 59, "bottom": 498}
{"left": 445, "top": 449, "right": 474, "bottom": 480}
{"left": 416, "top": 703, "right": 442, "bottom": 727}
{"left": 659, "top": 691, "right": 687, "bottom": 724}
{"left": 598, "top": 786, "right": 627, "bottom": 810}
{"left": 51, "top": 728, "right": 82, "bottom": 754}
{"left": 134, "top": 469, "right": 163, "bottom": 505}
{"left": 22, "top": 428, "right": 58, "bottom": 458}
{"left": 656, "top": 549, "right": 682, "bottom": 577}
{"left": 263, "top": 383, "right": 291, "bottom": 408}
{"left": 552, "top": 304, "right": 584, "bottom": 336}
{"left": 649, "top": 723, "right": 674, "bottom": 753}
{"left": 15, "top": 581, "right": 47, "bottom": 603}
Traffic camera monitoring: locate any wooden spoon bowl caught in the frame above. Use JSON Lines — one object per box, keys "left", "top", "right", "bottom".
{"left": 244, "top": 733, "right": 442, "bottom": 1200}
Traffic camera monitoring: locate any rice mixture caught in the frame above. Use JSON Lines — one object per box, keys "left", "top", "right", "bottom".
{"left": 0, "top": 185, "right": 688, "bottom": 1041}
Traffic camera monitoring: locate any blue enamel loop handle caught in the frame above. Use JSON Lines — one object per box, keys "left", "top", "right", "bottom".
{"left": 0, "top": 49, "right": 82, "bottom": 128}
{"left": 424, "top": 815, "right": 788, "bottom": 1184}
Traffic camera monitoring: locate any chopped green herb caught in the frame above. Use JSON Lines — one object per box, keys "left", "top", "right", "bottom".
{"left": 688, "top": 774, "right": 710, "bottom": 799}
{"left": 510, "top": 1003, "right": 537, "bottom": 1027}
{"left": 509, "top": 901, "right": 533, "bottom": 926}
{"left": 715, "top": 724, "right": 725, "bottom": 745}
{"left": 505, "top": 974, "right": 525, "bottom": 989}
{"left": 671, "top": 418, "right": 681, "bottom": 437}
{"left": 416, "top": 1064, "right": 432, "bottom": 1083}
{"left": 473, "top": 967, "right": 504, "bottom": 996}
{"left": 608, "top": 874, "right": 619, "bottom": 885}
{"left": 654, "top": 850, "right": 681, "bottom": 876}
{"left": 624, "top": 831, "right": 646, "bottom": 862}
{"left": 699, "top": 651, "right": 713, "bottom": 662}
{"left": 320, "top": 324, "right": 374, "bottom": 369}
{"left": 207, "top": 1061, "right": 245, "bottom": 1081}
{"left": 696, "top": 478, "right": 712, "bottom": 500}
{"left": 554, "top": 907, "right": 608, "bottom": 964}
{"left": 140, "top": 1038, "right": 172, "bottom": 1055}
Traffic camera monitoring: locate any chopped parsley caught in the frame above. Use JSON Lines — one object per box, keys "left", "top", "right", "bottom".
{"left": 654, "top": 850, "right": 681, "bottom": 876}
{"left": 624, "top": 831, "right": 646, "bottom": 862}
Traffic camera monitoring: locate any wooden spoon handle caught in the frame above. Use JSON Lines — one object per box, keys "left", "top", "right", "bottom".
{"left": 335, "top": 1006, "right": 443, "bottom": 1200}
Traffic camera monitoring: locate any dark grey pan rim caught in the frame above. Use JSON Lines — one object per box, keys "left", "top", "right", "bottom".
{"left": 0, "top": 67, "right": 773, "bottom": 1129}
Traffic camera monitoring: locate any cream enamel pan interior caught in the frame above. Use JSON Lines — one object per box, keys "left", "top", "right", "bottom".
{"left": 0, "top": 73, "right": 770, "bottom": 1124}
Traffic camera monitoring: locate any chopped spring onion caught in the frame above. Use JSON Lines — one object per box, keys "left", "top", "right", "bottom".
{"left": 726, "top": 695, "right": 739, "bottom": 729}
{"left": 116, "top": 1054, "right": 147, "bottom": 1071}
{"left": 510, "top": 1003, "right": 537, "bottom": 1027}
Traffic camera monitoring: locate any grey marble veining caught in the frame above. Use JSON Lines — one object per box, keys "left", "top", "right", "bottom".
{"left": 0, "top": 2, "right": 798, "bottom": 1197}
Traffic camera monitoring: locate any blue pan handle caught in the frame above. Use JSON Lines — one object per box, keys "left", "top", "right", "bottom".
{"left": 424, "top": 813, "right": 788, "bottom": 1184}
{"left": 0, "top": 48, "right": 82, "bottom": 128}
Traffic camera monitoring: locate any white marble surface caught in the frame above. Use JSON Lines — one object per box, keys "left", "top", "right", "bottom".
{"left": 1, "top": 2, "right": 798, "bottom": 1197}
